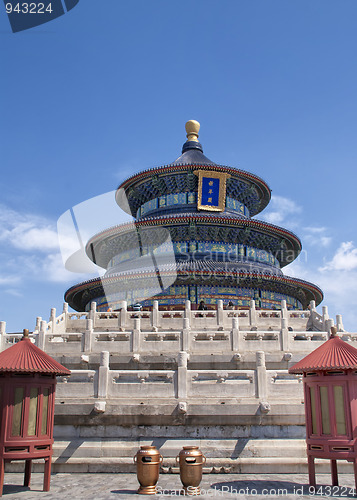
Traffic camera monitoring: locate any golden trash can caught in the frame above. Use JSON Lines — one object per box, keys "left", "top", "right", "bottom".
{"left": 176, "top": 446, "right": 206, "bottom": 495}
{"left": 134, "top": 445, "right": 163, "bottom": 495}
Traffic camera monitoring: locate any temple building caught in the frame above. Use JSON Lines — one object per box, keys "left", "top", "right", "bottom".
{"left": 65, "top": 120, "right": 323, "bottom": 312}
{"left": 0, "top": 121, "right": 352, "bottom": 475}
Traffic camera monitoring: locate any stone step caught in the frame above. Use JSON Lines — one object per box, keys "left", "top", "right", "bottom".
{"left": 51, "top": 438, "right": 307, "bottom": 460}
{"left": 5, "top": 457, "right": 355, "bottom": 474}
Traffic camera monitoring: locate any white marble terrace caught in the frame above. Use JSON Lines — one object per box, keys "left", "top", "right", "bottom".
{"left": 0, "top": 299, "right": 352, "bottom": 406}
{"left": 0, "top": 299, "right": 348, "bottom": 356}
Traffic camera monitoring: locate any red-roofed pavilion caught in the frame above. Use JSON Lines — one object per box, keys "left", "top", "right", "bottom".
{"left": 289, "top": 328, "right": 357, "bottom": 491}
{"left": 0, "top": 329, "right": 70, "bottom": 496}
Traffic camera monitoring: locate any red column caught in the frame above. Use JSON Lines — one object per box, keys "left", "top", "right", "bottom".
{"left": 43, "top": 457, "right": 51, "bottom": 492}
{"left": 330, "top": 459, "right": 338, "bottom": 487}
{"left": 24, "top": 459, "right": 32, "bottom": 486}
{"left": 308, "top": 455, "right": 316, "bottom": 487}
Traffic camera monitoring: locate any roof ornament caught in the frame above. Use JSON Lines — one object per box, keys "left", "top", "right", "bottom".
{"left": 22, "top": 328, "right": 29, "bottom": 339}
{"left": 185, "top": 120, "right": 200, "bottom": 142}
{"left": 330, "top": 326, "right": 338, "bottom": 338}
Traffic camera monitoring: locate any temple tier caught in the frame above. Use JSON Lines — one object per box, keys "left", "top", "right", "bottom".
{"left": 65, "top": 121, "right": 323, "bottom": 312}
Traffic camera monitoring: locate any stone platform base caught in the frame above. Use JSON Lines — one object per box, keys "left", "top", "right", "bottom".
{"left": 5, "top": 456, "right": 355, "bottom": 474}
{"left": 4, "top": 439, "right": 355, "bottom": 474}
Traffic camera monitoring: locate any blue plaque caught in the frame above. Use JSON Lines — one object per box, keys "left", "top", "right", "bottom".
{"left": 194, "top": 170, "right": 230, "bottom": 212}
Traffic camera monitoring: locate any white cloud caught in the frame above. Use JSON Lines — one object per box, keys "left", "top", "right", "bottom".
{"left": 5, "top": 289, "right": 23, "bottom": 298}
{"left": 320, "top": 237, "right": 332, "bottom": 247}
{"left": 319, "top": 242, "right": 357, "bottom": 272}
{"left": 6, "top": 252, "right": 96, "bottom": 285}
{"left": 0, "top": 275, "right": 21, "bottom": 286}
{"left": 284, "top": 248, "right": 357, "bottom": 331}
{"left": 304, "top": 226, "right": 327, "bottom": 234}
{"left": 316, "top": 269, "right": 357, "bottom": 330}
{"left": 0, "top": 205, "right": 59, "bottom": 252}
{"left": 42, "top": 253, "right": 100, "bottom": 283}
{"left": 260, "top": 198, "right": 332, "bottom": 248}
{"left": 0, "top": 205, "right": 99, "bottom": 290}
{"left": 303, "top": 226, "right": 332, "bottom": 248}
{"left": 259, "top": 195, "right": 302, "bottom": 227}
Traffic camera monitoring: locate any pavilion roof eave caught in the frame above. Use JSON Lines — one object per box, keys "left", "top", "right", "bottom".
{"left": 85, "top": 213, "right": 302, "bottom": 269}
{"left": 64, "top": 269, "right": 323, "bottom": 312}
{"left": 0, "top": 338, "right": 71, "bottom": 375}
{"left": 289, "top": 336, "right": 357, "bottom": 374}
{"left": 116, "top": 163, "right": 271, "bottom": 217}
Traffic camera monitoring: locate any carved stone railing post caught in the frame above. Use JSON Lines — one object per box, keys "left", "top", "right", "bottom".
{"left": 98, "top": 351, "right": 109, "bottom": 398}
{"left": 178, "top": 351, "right": 188, "bottom": 399}
{"left": 119, "top": 300, "right": 127, "bottom": 331}
{"left": 184, "top": 300, "right": 191, "bottom": 325}
{"left": 0, "top": 322, "right": 6, "bottom": 351}
{"left": 217, "top": 300, "right": 224, "bottom": 330}
{"left": 35, "top": 316, "right": 42, "bottom": 333}
{"left": 256, "top": 351, "right": 267, "bottom": 400}
{"left": 336, "top": 314, "right": 344, "bottom": 332}
{"left": 152, "top": 300, "right": 159, "bottom": 331}
{"left": 249, "top": 300, "right": 257, "bottom": 329}
{"left": 281, "top": 317, "right": 289, "bottom": 351}
{"left": 232, "top": 317, "right": 239, "bottom": 351}
{"left": 84, "top": 319, "right": 93, "bottom": 353}
{"left": 305, "top": 300, "right": 316, "bottom": 331}
{"left": 49, "top": 308, "right": 56, "bottom": 333}
{"left": 322, "top": 306, "right": 329, "bottom": 331}
{"left": 38, "top": 320, "right": 46, "bottom": 350}
{"left": 89, "top": 301, "right": 97, "bottom": 325}
{"left": 62, "top": 303, "right": 68, "bottom": 330}
{"left": 132, "top": 318, "right": 141, "bottom": 352}
{"left": 182, "top": 318, "right": 190, "bottom": 352}
{"left": 326, "top": 318, "right": 334, "bottom": 335}
{"left": 281, "top": 300, "right": 288, "bottom": 319}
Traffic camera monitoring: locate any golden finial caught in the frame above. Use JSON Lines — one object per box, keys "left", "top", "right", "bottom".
{"left": 22, "top": 329, "right": 29, "bottom": 339}
{"left": 185, "top": 120, "right": 200, "bottom": 142}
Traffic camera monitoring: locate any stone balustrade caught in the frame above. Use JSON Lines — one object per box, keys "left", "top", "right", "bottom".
{"left": 56, "top": 370, "right": 97, "bottom": 398}
{"left": 189, "top": 370, "right": 256, "bottom": 398}
{"left": 267, "top": 370, "right": 303, "bottom": 398}
{"left": 27, "top": 300, "right": 319, "bottom": 336}
{"left": 108, "top": 370, "right": 176, "bottom": 398}
{"left": 0, "top": 300, "right": 352, "bottom": 358}
{"left": 53, "top": 350, "right": 305, "bottom": 404}
{"left": 1, "top": 328, "right": 340, "bottom": 355}
{"left": 0, "top": 300, "right": 354, "bottom": 355}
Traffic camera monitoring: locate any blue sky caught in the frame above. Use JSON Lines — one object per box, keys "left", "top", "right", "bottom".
{"left": 1, "top": 0, "right": 357, "bottom": 332}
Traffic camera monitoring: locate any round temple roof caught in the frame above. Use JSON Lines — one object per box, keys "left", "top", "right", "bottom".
{"left": 116, "top": 121, "right": 271, "bottom": 218}
{"left": 64, "top": 269, "right": 323, "bottom": 312}
{"left": 85, "top": 213, "right": 302, "bottom": 269}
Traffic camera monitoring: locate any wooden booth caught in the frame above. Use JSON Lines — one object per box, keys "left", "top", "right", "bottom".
{"left": 0, "top": 329, "right": 70, "bottom": 495}
{"left": 289, "top": 327, "right": 357, "bottom": 491}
